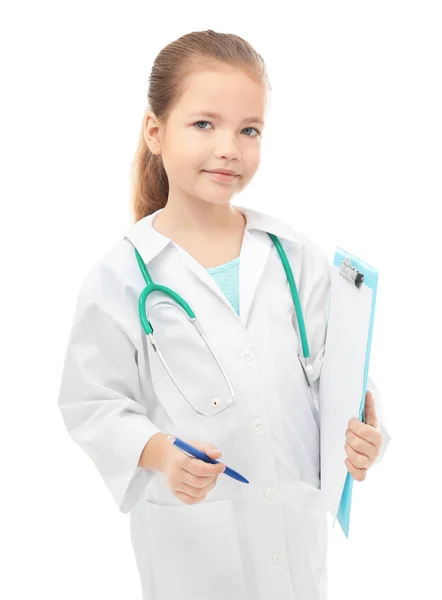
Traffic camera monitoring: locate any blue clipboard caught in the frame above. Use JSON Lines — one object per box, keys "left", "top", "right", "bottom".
{"left": 332, "top": 247, "right": 379, "bottom": 538}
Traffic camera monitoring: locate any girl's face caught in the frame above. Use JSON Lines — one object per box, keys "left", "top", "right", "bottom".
{"left": 144, "top": 65, "right": 267, "bottom": 208}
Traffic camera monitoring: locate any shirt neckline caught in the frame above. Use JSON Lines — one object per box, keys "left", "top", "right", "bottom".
{"left": 206, "top": 255, "right": 240, "bottom": 274}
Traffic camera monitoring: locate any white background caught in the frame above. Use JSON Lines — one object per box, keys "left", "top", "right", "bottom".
{"left": 1, "top": 1, "right": 440, "bottom": 598}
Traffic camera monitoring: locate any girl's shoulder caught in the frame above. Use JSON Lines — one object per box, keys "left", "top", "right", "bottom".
{"left": 73, "top": 232, "right": 149, "bottom": 342}
{"left": 237, "top": 203, "right": 331, "bottom": 277}
{"left": 78, "top": 213, "right": 161, "bottom": 305}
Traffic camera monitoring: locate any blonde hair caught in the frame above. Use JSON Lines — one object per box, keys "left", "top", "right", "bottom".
{"left": 130, "top": 29, "right": 271, "bottom": 223}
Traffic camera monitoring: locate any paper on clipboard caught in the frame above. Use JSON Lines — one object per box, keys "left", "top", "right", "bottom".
{"left": 319, "top": 248, "right": 378, "bottom": 537}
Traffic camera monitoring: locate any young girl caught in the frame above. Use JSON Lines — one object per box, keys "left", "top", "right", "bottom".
{"left": 58, "top": 29, "right": 389, "bottom": 600}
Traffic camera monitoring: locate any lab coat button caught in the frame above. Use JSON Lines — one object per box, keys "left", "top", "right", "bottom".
{"left": 265, "top": 487, "right": 277, "bottom": 500}
{"left": 253, "top": 418, "right": 265, "bottom": 432}
{"left": 240, "top": 349, "right": 254, "bottom": 362}
{"left": 273, "top": 553, "right": 284, "bottom": 565}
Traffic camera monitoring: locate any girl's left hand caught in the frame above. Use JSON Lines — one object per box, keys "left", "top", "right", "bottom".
{"left": 344, "top": 390, "right": 383, "bottom": 481}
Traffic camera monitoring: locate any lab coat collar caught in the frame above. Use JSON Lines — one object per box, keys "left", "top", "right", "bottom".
{"left": 122, "top": 203, "right": 297, "bottom": 267}
{"left": 123, "top": 204, "right": 299, "bottom": 328}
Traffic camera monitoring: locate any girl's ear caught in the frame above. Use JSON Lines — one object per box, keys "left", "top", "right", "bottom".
{"left": 144, "top": 110, "right": 162, "bottom": 155}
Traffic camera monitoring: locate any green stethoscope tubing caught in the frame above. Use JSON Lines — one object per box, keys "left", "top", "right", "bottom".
{"left": 134, "top": 232, "right": 310, "bottom": 360}
{"left": 268, "top": 233, "right": 310, "bottom": 360}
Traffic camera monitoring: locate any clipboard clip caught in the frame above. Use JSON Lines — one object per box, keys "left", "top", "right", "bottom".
{"left": 339, "top": 256, "right": 364, "bottom": 289}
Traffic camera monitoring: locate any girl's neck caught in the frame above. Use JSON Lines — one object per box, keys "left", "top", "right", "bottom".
{"left": 152, "top": 201, "right": 247, "bottom": 270}
{"left": 153, "top": 200, "right": 245, "bottom": 237}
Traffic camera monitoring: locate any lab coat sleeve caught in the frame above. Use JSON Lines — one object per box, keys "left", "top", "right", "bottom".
{"left": 366, "top": 373, "right": 392, "bottom": 465}
{"left": 57, "top": 292, "right": 163, "bottom": 513}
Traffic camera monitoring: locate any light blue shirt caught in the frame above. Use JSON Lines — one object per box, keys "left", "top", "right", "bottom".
{"left": 206, "top": 257, "right": 240, "bottom": 315}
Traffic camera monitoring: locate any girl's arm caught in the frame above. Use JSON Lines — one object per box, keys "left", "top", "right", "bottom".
{"left": 58, "top": 293, "right": 164, "bottom": 513}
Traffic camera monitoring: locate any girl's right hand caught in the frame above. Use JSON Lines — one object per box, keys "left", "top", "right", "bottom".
{"left": 163, "top": 439, "right": 226, "bottom": 505}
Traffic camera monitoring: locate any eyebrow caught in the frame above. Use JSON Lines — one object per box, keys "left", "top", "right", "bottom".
{"left": 187, "top": 111, "right": 264, "bottom": 126}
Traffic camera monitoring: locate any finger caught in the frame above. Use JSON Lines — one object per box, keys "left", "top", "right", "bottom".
{"left": 364, "top": 390, "right": 379, "bottom": 429}
{"left": 177, "top": 478, "right": 216, "bottom": 499}
{"left": 183, "top": 457, "right": 226, "bottom": 478}
{"left": 345, "top": 428, "right": 378, "bottom": 461}
{"left": 344, "top": 442, "right": 371, "bottom": 469}
{"left": 180, "top": 470, "right": 215, "bottom": 488}
{"left": 175, "top": 490, "right": 206, "bottom": 505}
{"left": 345, "top": 458, "right": 367, "bottom": 482}
{"left": 348, "top": 417, "right": 380, "bottom": 445}
{"left": 175, "top": 491, "right": 197, "bottom": 504}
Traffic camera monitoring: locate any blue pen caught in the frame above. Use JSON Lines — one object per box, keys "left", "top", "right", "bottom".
{"left": 167, "top": 436, "right": 249, "bottom": 484}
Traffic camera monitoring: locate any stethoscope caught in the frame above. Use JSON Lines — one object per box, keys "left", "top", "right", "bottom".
{"left": 133, "top": 232, "right": 314, "bottom": 416}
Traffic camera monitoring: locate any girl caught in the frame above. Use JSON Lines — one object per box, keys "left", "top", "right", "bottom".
{"left": 58, "top": 29, "right": 390, "bottom": 600}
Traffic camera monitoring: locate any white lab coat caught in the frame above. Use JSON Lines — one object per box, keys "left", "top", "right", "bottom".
{"left": 57, "top": 204, "right": 391, "bottom": 600}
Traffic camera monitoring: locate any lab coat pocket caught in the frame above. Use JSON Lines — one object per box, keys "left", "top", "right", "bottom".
{"left": 145, "top": 298, "right": 235, "bottom": 422}
{"left": 299, "top": 481, "right": 328, "bottom": 575}
{"left": 142, "top": 499, "right": 248, "bottom": 600}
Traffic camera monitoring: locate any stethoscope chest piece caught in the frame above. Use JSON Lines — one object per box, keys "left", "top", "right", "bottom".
{"left": 298, "top": 354, "right": 316, "bottom": 388}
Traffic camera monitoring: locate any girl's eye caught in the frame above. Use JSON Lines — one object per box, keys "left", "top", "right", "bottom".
{"left": 194, "top": 120, "right": 213, "bottom": 131}
{"left": 193, "top": 121, "right": 261, "bottom": 137}
{"left": 242, "top": 126, "right": 261, "bottom": 137}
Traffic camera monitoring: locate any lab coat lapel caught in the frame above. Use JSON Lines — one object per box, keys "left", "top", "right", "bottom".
{"left": 124, "top": 212, "right": 243, "bottom": 323}
{"left": 175, "top": 228, "right": 272, "bottom": 330}
{"left": 123, "top": 204, "right": 298, "bottom": 329}
{"left": 174, "top": 245, "right": 242, "bottom": 321}
{"left": 239, "top": 228, "right": 272, "bottom": 327}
